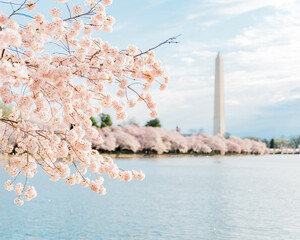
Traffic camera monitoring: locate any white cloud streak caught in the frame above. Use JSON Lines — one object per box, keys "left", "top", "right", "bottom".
{"left": 153, "top": 0, "right": 300, "bottom": 137}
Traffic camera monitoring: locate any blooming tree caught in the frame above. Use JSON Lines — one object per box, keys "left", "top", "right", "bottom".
{"left": 97, "top": 126, "right": 269, "bottom": 155}
{"left": 0, "top": 0, "right": 175, "bottom": 205}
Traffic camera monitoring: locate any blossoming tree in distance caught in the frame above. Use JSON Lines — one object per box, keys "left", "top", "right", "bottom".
{"left": 0, "top": 0, "right": 175, "bottom": 205}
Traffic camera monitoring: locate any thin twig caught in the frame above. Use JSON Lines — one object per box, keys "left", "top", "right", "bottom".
{"left": 134, "top": 35, "right": 181, "bottom": 58}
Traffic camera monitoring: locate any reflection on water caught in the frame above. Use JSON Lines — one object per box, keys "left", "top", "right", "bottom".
{"left": 1, "top": 155, "right": 300, "bottom": 239}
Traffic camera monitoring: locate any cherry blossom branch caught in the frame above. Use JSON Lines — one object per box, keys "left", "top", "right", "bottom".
{"left": 63, "top": 1, "right": 101, "bottom": 22}
{"left": 1, "top": 0, "right": 148, "bottom": 206}
{"left": 134, "top": 35, "right": 181, "bottom": 58}
{"left": 8, "top": 0, "right": 27, "bottom": 19}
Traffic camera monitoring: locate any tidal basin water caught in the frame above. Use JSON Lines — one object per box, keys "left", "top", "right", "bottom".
{"left": 1, "top": 155, "right": 300, "bottom": 239}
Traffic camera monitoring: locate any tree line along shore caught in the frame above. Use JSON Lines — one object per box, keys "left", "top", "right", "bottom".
{"left": 92, "top": 125, "right": 269, "bottom": 155}
{"left": 87, "top": 115, "right": 269, "bottom": 155}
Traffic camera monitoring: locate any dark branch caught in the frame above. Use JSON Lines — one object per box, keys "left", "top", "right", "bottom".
{"left": 134, "top": 34, "right": 181, "bottom": 58}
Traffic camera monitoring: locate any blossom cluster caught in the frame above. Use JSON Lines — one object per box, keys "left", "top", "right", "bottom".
{"left": 0, "top": 0, "right": 164, "bottom": 205}
{"left": 96, "top": 125, "right": 269, "bottom": 155}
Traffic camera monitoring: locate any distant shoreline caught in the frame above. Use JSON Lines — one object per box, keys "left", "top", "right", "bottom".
{"left": 0, "top": 153, "right": 259, "bottom": 166}
{"left": 103, "top": 151, "right": 299, "bottom": 159}
{"left": 103, "top": 152, "right": 259, "bottom": 159}
{"left": 0, "top": 152, "right": 298, "bottom": 166}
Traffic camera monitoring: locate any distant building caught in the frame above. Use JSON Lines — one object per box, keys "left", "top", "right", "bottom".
{"left": 213, "top": 52, "right": 226, "bottom": 136}
{"left": 176, "top": 125, "right": 181, "bottom": 133}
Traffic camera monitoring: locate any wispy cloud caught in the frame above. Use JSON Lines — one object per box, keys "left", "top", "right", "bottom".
{"left": 107, "top": 0, "right": 300, "bottom": 137}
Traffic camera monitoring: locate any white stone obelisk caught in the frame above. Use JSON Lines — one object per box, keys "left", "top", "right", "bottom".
{"left": 213, "top": 52, "right": 225, "bottom": 136}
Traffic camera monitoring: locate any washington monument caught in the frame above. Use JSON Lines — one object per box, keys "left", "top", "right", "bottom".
{"left": 213, "top": 52, "right": 225, "bottom": 136}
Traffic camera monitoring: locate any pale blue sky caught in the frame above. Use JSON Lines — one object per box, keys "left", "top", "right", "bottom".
{"left": 4, "top": 0, "right": 300, "bottom": 138}
{"left": 103, "top": 0, "right": 300, "bottom": 139}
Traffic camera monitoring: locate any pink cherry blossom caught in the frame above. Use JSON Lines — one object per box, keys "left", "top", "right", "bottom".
{"left": 137, "top": 171, "right": 145, "bottom": 181}
{"left": 90, "top": 181, "right": 99, "bottom": 192}
{"left": 96, "top": 126, "right": 269, "bottom": 155}
{"left": 123, "top": 171, "right": 133, "bottom": 182}
{"left": 4, "top": 180, "right": 13, "bottom": 191}
{"left": 15, "top": 183, "right": 24, "bottom": 196}
{"left": 26, "top": 1, "right": 37, "bottom": 11}
{"left": 14, "top": 198, "right": 24, "bottom": 206}
{"left": 0, "top": 0, "right": 178, "bottom": 206}
{"left": 98, "top": 186, "right": 107, "bottom": 195}
{"left": 72, "top": 6, "right": 84, "bottom": 15}
{"left": 50, "top": 8, "right": 62, "bottom": 17}
{"left": 103, "top": 0, "right": 113, "bottom": 6}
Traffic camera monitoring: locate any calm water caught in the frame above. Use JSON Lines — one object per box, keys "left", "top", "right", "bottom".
{"left": 1, "top": 155, "right": 300, "bottom": 239}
